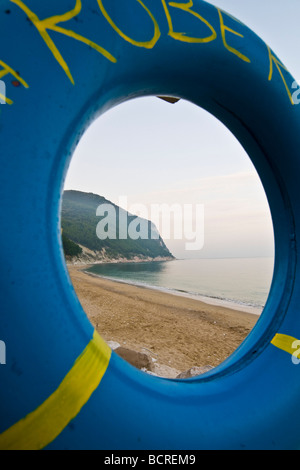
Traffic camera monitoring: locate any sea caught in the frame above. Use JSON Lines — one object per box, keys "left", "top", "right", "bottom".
{"left": 85, "top": 257, "right": 274, "bottom": 315}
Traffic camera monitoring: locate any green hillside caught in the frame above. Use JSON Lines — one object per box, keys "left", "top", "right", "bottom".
{"left": 62, "top": 232, "right": 82, "bottom": 257}
{"left": 61, "top": 190, "right": 174, "bottom": 261}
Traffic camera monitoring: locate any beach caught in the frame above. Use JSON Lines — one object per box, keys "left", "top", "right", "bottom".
{"left": 68, "top": 265, "right": 258, "bottom": 377}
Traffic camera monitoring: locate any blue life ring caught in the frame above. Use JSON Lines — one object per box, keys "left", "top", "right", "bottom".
{"left": 0, "top": 0, "right": 300, "bottom": 450}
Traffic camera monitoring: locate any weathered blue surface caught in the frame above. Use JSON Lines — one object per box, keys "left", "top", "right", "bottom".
{"left": 0, "top": 0, "right": 300, "bottom": 449}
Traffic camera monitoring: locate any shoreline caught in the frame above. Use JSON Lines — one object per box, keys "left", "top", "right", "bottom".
{"left": 66, "top": 254, "right": 175, "bottom": 266}
{"left": 80, "top": 265, "right": 263, "bottom": 316}
{"left": 67, "top": 264, "right": 259, "bottom": 375}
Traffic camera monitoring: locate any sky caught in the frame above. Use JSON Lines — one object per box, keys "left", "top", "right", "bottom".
{"left": 64, "top": 0, "right": 300, "bottom": 259}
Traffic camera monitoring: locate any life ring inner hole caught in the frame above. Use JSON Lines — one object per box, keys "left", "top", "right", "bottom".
{"left": 61, "top": 95, "right": 275, "bottom": 380}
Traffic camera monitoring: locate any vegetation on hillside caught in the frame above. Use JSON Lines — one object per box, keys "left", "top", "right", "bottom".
{"left": 61, "top": 190, "right": 174, "bottom": 260}
{"left": 62, "top": 232, "right": 82, "bottom": 257}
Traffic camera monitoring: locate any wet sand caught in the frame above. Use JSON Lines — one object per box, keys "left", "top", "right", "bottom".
{"left": 67, "top": 265, "right": 258, "bottom": 375}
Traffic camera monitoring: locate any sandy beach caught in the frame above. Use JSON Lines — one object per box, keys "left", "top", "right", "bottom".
{"left": 67, "top": 265, "right": 259, "bottom": 377}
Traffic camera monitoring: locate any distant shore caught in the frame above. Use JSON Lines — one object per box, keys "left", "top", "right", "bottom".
{"left": 65, "top": 250, "right": 174, "bottom": 267}
{"left": 68, "top": 265, "right": 258, "bottom": 376}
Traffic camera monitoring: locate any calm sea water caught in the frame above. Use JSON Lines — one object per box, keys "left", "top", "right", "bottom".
{"left": 86, "top": 257, "right": 274, "bottom": 315}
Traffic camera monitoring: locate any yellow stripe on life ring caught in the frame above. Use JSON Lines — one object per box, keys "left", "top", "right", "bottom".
{"left": 0, "top": 330, "right": 111, "bottom": 450}
{"left": 271, "top": 334, "right": 300, "bottom": 357}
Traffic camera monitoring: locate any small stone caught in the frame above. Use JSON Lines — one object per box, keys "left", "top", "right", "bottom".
{"left": 114, "top": 347, "right": 153, "bottom": 371}
{"left": 176, "top": 366, "right": 213, "bottom": 379}
{"left": 107, "top": 341, "right": 121, "bottom": 351}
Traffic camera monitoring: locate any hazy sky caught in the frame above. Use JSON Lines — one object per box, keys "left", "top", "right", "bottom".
{"left": 64, "top": 0, "right": 300, "bottom": 259}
